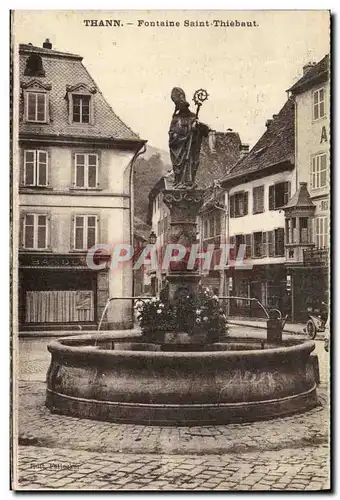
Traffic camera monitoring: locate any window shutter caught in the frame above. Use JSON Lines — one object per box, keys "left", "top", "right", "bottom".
{"left": 20, "top": 150, "right": 25, "bottom": 186}
{"left": 72, "top": 152, "right": 76, "bottom": 187}
{"left": 267, "top": 231, "right": 275, "bottom": 256}
{"left": 243, "top": 192, "right": 248, "bottom": 215}
{"left": 95, "top": 215, "right": 99, "bottom": 246}
{"left": 259, "top": 186, "right": 264, "bottom": 212}
{"left": 37, "top": 151, "right": 48, "bottom": 187}
{"left": 19, "top": 213, "right": 25, "bottom": 248}
{"left": 23, "top": 150, "right": 36, "bottom": 186}
{"left": 229, "top": 196, "right": 235, "bottom": 218}
{"left": 229, "top": 235, "right": 236, "bottom": 260}
{"left": 71, "top": 215, "right": 75, "bottom": 250}
{"left": 276, "top": 227, "right": 285, "bottom": 256}
{"left": 46, "top": 150, "right": 51, "bottom": 187}
{"left": 284, "top": 182, "right": 291, "bottom": 206}
{"left": 245, "top": 234, "right": 252, "bottom": 259}
{"left": 262, "top": 231, "right": 268, "bottom": 257}
{"left": 269, "top": 185, "right": 275, "bottom": 210}
{"left": 46, "top": 214, "right": 52, "bottom": 249}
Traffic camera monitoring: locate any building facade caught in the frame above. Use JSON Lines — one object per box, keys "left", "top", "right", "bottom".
{"left": 147, "top": 174, "right": 172, "bottom": 295}
{"left": 17, "top": 40, "right": 145, "bottom": 330}
{"left": 220, "top": 98, "right": 296, "bottom": 318}
{"left": 285, "top": 55, "right": 330, "bottom": 320}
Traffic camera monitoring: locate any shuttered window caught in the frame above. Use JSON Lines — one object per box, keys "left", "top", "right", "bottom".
{"left": 229, "top": 235, "right": 236, "bottom": 260}
{"left": 230, "top": 191, "right": 248, "bottom": 217}
{"left": 267, "top": 231, "right": 275, "bottom": 256}
{"left": 311, "top": 154, "right": 327, "bottom": 189}
{"left": 274, "top": 228, "right": 285, "bottom": 256}
{"left": 315, "top": 216, "right": 328, "bottom": 248}
{"left": 253, "top": 232, "right": 263, "bottom": 257}
{"left": 313, "top": 88, "right": 325, "bottom": 120}
{"left": 269, "top": 182, "right": 291, "bottom": 210}
{"left": 245, "top": 234, "right": 252, "bottom": 259}
{"left": 253, "top": 185, "right": 264, "bottom": 214}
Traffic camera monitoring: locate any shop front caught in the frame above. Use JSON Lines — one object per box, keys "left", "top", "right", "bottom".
{"left": 18, "top": 253, "right": 109, "bottom": 330}
{"left": 226, "top": 265, "right": 288, "bottom": 318}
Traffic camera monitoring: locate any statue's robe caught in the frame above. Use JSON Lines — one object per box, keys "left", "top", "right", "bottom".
{"left": 169, "top": 110, "right": 209, "bottom": 187}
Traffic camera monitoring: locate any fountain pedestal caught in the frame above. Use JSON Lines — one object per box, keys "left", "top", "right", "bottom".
{"left": 162, "top": 189, "right": 204, "bottom": 304}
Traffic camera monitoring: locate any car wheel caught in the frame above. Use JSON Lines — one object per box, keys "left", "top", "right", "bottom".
{"left": 306, "top": 320, "right": 317, "bottom": 339}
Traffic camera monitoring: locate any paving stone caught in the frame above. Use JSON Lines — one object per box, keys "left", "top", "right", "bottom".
{"left": 14, "top": 338, "right": 331, "bottom": 492}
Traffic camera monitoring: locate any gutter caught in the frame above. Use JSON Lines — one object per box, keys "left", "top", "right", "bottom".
{"left": 19, "top": 133, "right": 147, "bottom": 151}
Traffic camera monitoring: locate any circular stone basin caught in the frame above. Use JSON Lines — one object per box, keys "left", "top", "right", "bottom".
{"left": 46, "top": 334, "right": 319, "bottom": 426}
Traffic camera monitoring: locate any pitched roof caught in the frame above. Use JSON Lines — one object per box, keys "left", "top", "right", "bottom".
{"left": 19, "top": 43, "right": 142, "bottom": 142}
{"left": 288, "top": 54, "right": 329, "bottom": 95}
{"left": 19, "top": 43, "right": 82, "bottom": 60}
{"left": 221, "top": 98, "right": 295, "bottom": 184}
{"left": 284, "top": 182, "right": 315, "bottom": 210}
{"left": 196, "top": 131, "right": 242, "bottom": 188}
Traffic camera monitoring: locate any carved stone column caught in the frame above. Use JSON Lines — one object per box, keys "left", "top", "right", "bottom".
{"left": 162, "top": 189, "right": 204, "bottom": 304}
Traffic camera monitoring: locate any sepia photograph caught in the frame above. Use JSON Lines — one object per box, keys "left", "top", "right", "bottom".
{"left": 10, "top": 9, "right": 330, "bottom": 491}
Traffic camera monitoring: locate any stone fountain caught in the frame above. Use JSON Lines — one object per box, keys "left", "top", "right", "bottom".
{"left": 46, "top": 88, "right": 319, "bottom": 425}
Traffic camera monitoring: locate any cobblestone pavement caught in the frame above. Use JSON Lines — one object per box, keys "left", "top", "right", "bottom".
{"left": 18, "top": 381, "right": 329, "bottom": 455}
{"left": 14, "top": 332, "right": 330, "bottom": 491}
{"left": 15, "top": 445, "right": 330, "bottom": 490}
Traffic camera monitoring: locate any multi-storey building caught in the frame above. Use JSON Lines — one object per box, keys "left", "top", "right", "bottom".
{"left": 17, "top": 39, "right": 145, "bottom": 330}
{"left": 220, "top": 98, "right": 296, "bottom": 317}
{"left": 284, "top": 55, "right": 330, "bottom": 320}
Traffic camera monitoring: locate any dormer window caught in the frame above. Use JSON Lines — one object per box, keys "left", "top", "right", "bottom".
{"left": 21, "top": 80, "right": 52, "bottom": 124}
{"left": 26, "top": 92, "right": 47, "bottom": 122}
{"left": 66, "top": 84, "right": 96, "bottom": 125}
{"left": 73, "top": 95, "right": 90, "bottom": 123}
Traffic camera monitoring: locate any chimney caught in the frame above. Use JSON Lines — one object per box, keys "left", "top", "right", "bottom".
{"left": 303, "top": 62, "right": 316, "bottom": 75}
{"left": 240, "top": 144, "right": 249, "bottom": 158}
{"left": 266, "top": 119, "right": 273, "bottom": 128}
{"left": 43, "top": 38, "right": 52, "bottom": 49}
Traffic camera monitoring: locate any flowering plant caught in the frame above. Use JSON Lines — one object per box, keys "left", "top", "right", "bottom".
{"left": 134, "top": 288, "right": 228, "bottom": 341}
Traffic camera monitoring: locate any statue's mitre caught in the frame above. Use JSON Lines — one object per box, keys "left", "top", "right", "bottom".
{"left": 171, "top": 87, "right": 188, "bottom": 105}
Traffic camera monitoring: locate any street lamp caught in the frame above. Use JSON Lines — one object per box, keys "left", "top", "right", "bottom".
{"left": 149, "top": 231, "right": 157, "bottom": 245}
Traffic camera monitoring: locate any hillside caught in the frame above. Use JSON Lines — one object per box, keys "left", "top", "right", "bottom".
{"left": 133, "top": 145, "right": 172, "bottom": 223}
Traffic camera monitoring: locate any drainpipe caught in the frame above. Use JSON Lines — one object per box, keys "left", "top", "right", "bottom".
{"left": 293, "top": 95, "right": 298, "bottom": 191}
{"left": 128, "top": 144, "right": 147, "bottom": 299}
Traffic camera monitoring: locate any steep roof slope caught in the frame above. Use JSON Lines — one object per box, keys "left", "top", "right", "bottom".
{"left": 19, "top": 43, "right": 140, "bottom": 141}
{"left": 288, "top": 54, "right": 329, "bottom": 95}
{"left": 196, "top": 131, "right": 242, "bottom": 188}
{"left": 222, "top": 98, "right": 295, "bottom": 184}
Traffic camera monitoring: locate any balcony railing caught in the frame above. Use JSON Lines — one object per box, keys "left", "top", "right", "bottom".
{"left": 303, "top": 248, "right": 329, "bottom": 266}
